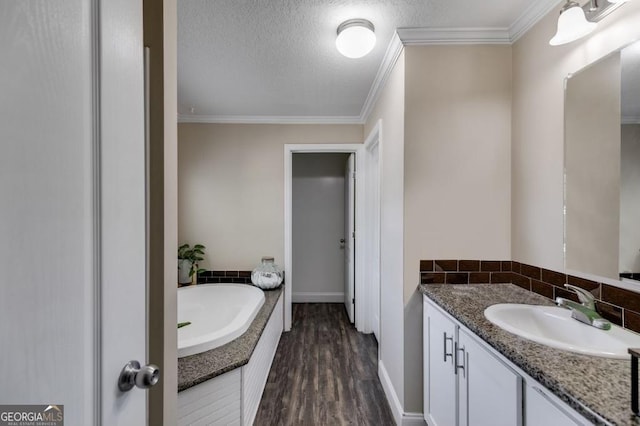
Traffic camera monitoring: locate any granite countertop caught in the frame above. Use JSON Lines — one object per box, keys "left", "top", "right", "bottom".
{"left": 178, "top": 285, "right": 283, "bottom": 392}
{"left": 420, "top": 283, "right": 639, "bottom": 426}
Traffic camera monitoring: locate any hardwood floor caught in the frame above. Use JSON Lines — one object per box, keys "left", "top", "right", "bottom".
{"left": 254, "top": 303, "right": 395, "bottom": 425}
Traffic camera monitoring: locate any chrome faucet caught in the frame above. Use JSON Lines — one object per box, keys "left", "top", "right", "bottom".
{"left": 555, "top": 284, "right": 611, "bottom": 330}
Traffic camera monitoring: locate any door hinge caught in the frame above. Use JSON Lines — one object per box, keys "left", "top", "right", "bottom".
{"left": 352, "top": 171, "right": 356, "bottom": 179}
{"left": 352, "top": 231, "right": 355, "bottom": 239}
{"left": 352, "top": 298, "right": 355, "bottom": 304}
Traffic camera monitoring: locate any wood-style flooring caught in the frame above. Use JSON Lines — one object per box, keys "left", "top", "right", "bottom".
{"left": 254, "top": 303, "right": 395, "bottom": 425}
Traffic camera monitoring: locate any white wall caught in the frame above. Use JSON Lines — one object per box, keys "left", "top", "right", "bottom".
{"left": 364, "top": 49, "right": 406, "bottom": 416}
{"left": 178, "top": 123, "right": 362, "bottom": 271}
{"left": 402, "top": 44, "right": 513, "bottom": 413}
{"left": 512, "top": 0, "right": 640, "bottom": 272}
{"left": 621, "top": 124, "right": 640, "bottom": 274}
{"left": 292, "top": 153, "right": 349, "bottom": 301}
{"left": 565, "top": 53, "right": 621, "bottom": 280}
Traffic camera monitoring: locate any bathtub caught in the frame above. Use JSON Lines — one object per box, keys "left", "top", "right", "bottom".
{"left": 178, "top": 284, "right": 265, "bottom": 358}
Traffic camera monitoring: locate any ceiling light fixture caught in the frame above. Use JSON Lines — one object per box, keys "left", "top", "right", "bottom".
{"left": 549, "top": 1, "right": 597, "bottom": 46}
{"left": 336, "top": 19, "right": 376, "bottom": 59}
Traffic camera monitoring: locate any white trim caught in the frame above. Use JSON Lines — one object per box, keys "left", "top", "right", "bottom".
{"left": 292, "top": 292, "right": 345, "bottom": 303}
{"left": 403, "top": 412, "right": 426, "bottom": 426}
{"left": 397, "top": 27, "right": 511, "bottom": 45}
{"left": 284, "top": 143, "right": 365, "bottom": 331}
{"left": 359, "top": 33, "right": 404, "bottom": 124}
{"left": 359, "top": 121, "right": 382, "bottom": 336}
{"left": 379, "top": 360, "right": 404, "bottom": 426}
{"left": 177, "top": 114, "right": 363, "bottom": 125}
{"left": 509, "top": 0, "right": 563, "bottom": 42}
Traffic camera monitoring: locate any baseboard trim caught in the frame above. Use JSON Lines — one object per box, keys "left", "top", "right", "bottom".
{"left": 379, "top": 361, "right": 426, "bottom": 425}
{"left": 403, "top": 412, "right": 426, "bottom": 426}
{"left": 292, "top": 292, "right": 344, "bottom": 303}
{"left": 379, "top": 360, "right": 404, "bottom": 425}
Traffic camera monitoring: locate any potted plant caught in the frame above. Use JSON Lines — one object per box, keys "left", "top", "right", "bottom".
{"left": 178, "top": 243, "right": 206, "bottom": 285}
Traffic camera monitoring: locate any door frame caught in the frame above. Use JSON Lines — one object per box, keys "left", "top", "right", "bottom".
{"left": 363, "top": 121, "right": 382, "bottom": 340}
{"left": 284, "top": 144, "right": 365, "bottom": 331}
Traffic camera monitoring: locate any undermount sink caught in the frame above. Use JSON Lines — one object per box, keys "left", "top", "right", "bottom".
{"left": 484, "top": 303, "right": 640, "bottom": 359}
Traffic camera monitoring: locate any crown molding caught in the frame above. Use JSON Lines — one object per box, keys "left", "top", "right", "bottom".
{"left": 397, "top": 27, "right": 511, "bottom": 45}
{"left": 509, "top": 0, "right": 563, "bottom": 42}
{"left": 359, "top": 32, "right": 404, "bottom": 123}
{"left": 177, "top": 114, "right": 363, "bottom": 125}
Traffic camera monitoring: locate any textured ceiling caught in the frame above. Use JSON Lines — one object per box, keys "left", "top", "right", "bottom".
{"left": 178, "top": 0, "right": 542, "bottom": 121}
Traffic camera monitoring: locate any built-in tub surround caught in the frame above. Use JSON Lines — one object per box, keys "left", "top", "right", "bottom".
{"left": 420, "top": 259, "right": 640, "bottom": 334}
{"left": 178, "top": 285, "right": 282, "bottom": 391}
{"left": 177, "top": 284, "right": 283, "bottom": 425}
{"left": 421, "top": 284, "right": 640, "bottom": 425}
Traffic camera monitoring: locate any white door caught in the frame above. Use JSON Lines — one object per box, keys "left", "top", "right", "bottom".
{"left": 344, "top": 154, "right": 355, "bottom": 322}
{"left": 0, "top": 1, "right": 148, "bottom": 425}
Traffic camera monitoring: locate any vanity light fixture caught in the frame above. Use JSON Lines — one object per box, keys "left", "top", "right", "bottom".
{"left": 336, "top": 19, "right": 376, "bottom": 59}
{"left": 549, "top": 0, "right": 631, "bottom": 46}
{"left": 549, "top": 1, "right": 597, "bottom": 46}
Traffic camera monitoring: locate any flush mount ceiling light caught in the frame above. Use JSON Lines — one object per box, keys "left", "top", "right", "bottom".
{"left": 549, "top": 1, "right": 597, "bottom": 46}
{"left": 336, "top": 19, "right": 376, "bottom": 59}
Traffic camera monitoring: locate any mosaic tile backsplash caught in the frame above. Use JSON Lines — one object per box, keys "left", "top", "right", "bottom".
{"left": 420, "top": 259, "right": 640, "bottom": 334}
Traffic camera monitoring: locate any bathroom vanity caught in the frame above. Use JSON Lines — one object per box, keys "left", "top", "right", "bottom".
{"left": 422, "top": 283, "right": 640, "bottom": 426}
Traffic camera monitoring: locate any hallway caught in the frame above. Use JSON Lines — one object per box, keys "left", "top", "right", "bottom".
{"left": 254, "top": 303, "right": 395, "bottom": 425}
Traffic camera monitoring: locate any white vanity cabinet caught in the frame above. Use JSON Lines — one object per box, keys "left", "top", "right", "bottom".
{"left": 424, "top": 297, "right": 521, "bottom": 426}
{"left": 457, "top": 328, "right": 521, "bottom": 426}
{"left": 424, "top": 301, "right": 458, "bottom": 426}
{"left": 525, "top": 384, "right": 586, "bottom": 426}
{"left": 423, "top": 296, "right": 593, "bottom": 426}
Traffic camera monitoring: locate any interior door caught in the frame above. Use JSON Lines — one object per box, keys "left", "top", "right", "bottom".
{"left": 0, "top": 1, "right": 148, "bottom": 424}
{"left": 344, "top": 153, "right": 355, "bottom": 323}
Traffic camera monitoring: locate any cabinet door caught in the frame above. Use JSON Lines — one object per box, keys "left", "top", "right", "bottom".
{"left": 458, "top": 329, "right": 522, "bottom": 426}
{"left": 526, "top": 385, "right": 584, "bottom": 426}
{"left": 424, "top": 299, "right": 458, "bottom": 426}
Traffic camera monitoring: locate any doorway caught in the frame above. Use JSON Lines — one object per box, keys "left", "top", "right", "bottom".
{"left": 292, "top": 153, "right": 354, "bottom": 321}
{"left": 284, "top": 144, "right": 363, "bottom": 331}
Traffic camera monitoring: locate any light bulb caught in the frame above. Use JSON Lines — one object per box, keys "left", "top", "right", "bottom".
{"left": 336, "top": 19, "right": 376, "bottom": 59}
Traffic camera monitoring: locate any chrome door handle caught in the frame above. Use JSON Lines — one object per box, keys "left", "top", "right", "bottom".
{"left": 118, "top": 360, "right": 160, "bottom": 392}
{"left": 443, "top": 333, "right": 454, "bottom": 362}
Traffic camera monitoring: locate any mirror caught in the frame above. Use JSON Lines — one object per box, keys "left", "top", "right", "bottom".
{"left": 565, "top": 40, "right": 640, "bottom": 283}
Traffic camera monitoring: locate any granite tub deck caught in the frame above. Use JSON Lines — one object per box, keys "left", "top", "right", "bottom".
{"left": 420, "top": 283, "right": 639, "bottom": 426}
{"left": 178, "top": 286, "right": 283, "bottom": 392}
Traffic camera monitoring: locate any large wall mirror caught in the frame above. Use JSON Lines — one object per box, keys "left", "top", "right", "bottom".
{"left": 565, "top": 39, "right": 640, "bottom": 284}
